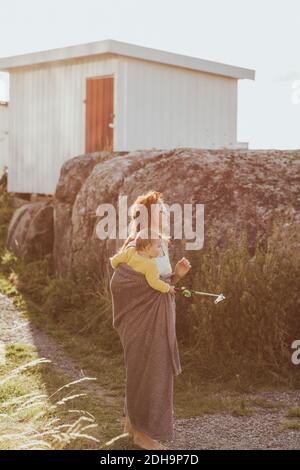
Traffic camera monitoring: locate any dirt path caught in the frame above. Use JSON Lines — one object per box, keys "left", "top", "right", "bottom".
{"left": 0, "top": 292, "right": 115, "bottom": 403}
{"left": 164, "top": 395, "right": 300, "bottom": 449}
{"left": 1, "top": 292, "right": 300, "bottom": 450}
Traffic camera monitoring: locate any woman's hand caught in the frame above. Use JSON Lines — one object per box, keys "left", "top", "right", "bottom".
{"left": 172, "top": 257, "right": 192, "bottom": 284}
{"left": 169, "top": 285, "right": 176, "bottom": 295}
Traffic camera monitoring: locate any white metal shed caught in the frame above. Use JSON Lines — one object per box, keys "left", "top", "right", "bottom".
{"left": 0, "top": 101, "right": 9, "bottom": 177}
{"left": 0, "top": 39, "right": 255, "bottom": 195}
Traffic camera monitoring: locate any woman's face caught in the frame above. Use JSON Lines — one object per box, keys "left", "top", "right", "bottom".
{"left": 158, "top": 210, "right": 163, "bottom": 232}
{"left": 147, "top": 210, "right": 163, "bottom": 233}
{"left": 156, "top": 205, "right": 168, "bottom": 233}
{"left": 132, "top": 202, "right": 168, "bottom": 236}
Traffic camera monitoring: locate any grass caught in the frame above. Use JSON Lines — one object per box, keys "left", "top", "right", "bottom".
{"left": 0, "top": 342, "right": 104, "bottom": 449}
{"left": 281, "top": 421, "right": 300, "bottom": 431}
{"left": 2, "top": 218, "right": 300, "bottom": 389}
{"left": 175, "top": 384, "right": 253, "bottom": 417}
{"left": 286, "top": 407, "right": 300, "bottom": 419}
{"left": 271, "top": 406, "right": 300, "bottom": 435}
{"left": 0, "top": 342, "right": 142, "bottom": 450}
{"left": 1, "top": 173, "right": 300, "bottom": 448}
{"left": 249, "top": 396, "right": 282, "bottom": 411}
{"left": 174, "top": 211, "right": 300, "bottom": 388}
{"left": 279, "top": 414, "right": 300, "bottom": 432}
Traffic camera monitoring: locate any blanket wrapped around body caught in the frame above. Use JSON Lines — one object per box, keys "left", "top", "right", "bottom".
{"left": 110, "top": 262, "right": 182, "bottom": 441}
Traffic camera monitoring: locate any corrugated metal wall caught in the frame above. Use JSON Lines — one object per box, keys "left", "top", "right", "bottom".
{"left": 8, "top": 54, "right": 120, "bottom": 194}
{"left": 122, "top": 56, "right": 238, "bottom": 150}
{"left": 7, "top": 53, "right": 239, "bottom": 194}
{"left": 0, "top": 103, "right": 9, "bottom": 176}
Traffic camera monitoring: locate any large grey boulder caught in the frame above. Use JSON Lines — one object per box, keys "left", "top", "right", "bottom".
{"left": 53, "top": 150, "right": 127, "bottom": 275}
{"left": 6, "top": 200, "right": 54, "bottom": 260}
{"left": 6, "top": 148, "right": 300, "bottom": 277}
{"left": 54, "top": 148, "right": 300, "bottom": 276}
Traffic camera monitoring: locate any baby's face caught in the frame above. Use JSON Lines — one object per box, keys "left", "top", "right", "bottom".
{"left": 148, "top": 238, "right": 163, "bottom": 258}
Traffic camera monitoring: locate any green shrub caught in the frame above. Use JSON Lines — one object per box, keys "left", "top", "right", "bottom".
{"left": 14, "top": 259, "right": 51, "bottom": 304}
{"left": 38, "top": 267, "right": 117, "bottom": 348}
{"left": 1, "top": 176, "right": 299, "bottom": 387}
{"left": 175, "top": 213, "right": 300, "bottom": 384}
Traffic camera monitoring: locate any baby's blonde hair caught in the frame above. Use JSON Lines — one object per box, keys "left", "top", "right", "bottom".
{"left": 135, "top": 229, "right": 162, "bottom": 251}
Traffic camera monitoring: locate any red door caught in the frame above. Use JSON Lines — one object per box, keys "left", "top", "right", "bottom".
{"left": 85, "top": 76, "right": 114, "bottom": 153}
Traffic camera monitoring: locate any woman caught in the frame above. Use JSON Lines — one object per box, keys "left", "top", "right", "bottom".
{"left": 110, "top": 190, "right": 191, "bottom": 450}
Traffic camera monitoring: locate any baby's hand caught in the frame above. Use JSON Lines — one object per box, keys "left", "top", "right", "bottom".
{"left": 168, "top": 285, "right": 176, "bottom": 295}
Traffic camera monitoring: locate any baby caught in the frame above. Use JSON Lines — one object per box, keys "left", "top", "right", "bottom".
{"left": 109, "top": 229, "right": 176, "bottom": 295}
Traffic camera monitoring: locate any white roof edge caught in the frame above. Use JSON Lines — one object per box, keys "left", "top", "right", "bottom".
{"left": 0, "top": 39, "right": 255, "bottom": 80}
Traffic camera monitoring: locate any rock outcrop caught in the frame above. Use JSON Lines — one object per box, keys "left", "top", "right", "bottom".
{"left": 6, "top": 200, "right": 54, "bottom": 260}
{"left": 6, "top": 148, "right": 300, "bottom": 276}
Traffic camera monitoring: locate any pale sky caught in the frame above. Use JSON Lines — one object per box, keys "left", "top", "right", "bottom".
{"left": 0, "top": 0, "right": 299, "bottom": 149}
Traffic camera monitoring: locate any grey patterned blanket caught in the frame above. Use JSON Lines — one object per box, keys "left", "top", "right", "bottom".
{"left": 110, "top": 262, "right": 182, "bottom": 441}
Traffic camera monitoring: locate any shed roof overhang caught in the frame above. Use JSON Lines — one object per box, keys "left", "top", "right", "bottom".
{"left": 0, "top": 39, "right": 255, "bottom": 80}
